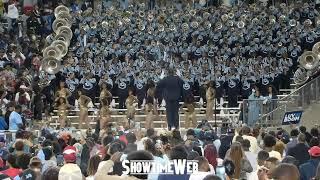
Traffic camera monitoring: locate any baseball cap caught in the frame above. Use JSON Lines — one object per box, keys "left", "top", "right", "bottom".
{"left": 63, "top": 146, "right": 77, "bottom": 163}
{"left": 309, "top": 146, "right": 320, "bottom": 157}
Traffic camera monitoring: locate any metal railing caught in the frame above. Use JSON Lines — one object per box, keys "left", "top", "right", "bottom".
{"left": 242, "top": 75, "right": 320, "bottom": 127}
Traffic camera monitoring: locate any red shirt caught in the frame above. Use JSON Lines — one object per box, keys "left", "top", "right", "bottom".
{"left": 1, "top": 168, "right": 22, "bottom": 178}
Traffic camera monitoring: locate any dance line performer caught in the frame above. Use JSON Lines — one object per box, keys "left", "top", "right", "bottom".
{"left": 54, "top": 97, "right": 71, "bottom": 128}
{"left": 125, "top": 89, "right": 138, "bottom": 127}
{"left": 99, "top": 98, "right": 111, "bottom": 133}
{"left": 181, "top": 94, "right": 197, "bottom": 129}
{"left": 206, "top": 81, "right": 215, "bottom": 121}
{"left": 144, "top": 85, "right": 156, "bottom": 129}
{"left": 158, "top": 68, "right": 183, "bottom": 130}
{"left": 77, "top": 89, "right": 92, "bottom": 129}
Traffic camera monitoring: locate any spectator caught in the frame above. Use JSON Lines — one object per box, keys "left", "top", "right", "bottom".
{"left": 248, "top": 150, "right": 269, "bottom": 180}
{"left": 189, "top": 156, "right": 212, "bottom": 180}
{"left": 282, "top": 156, "right": 299, "bottom": 167}
{"left": 299, "top": 146, "right": 320, "bottom": 180}
{"left": 19, "top": 156, "right": 41, "bottom": 180}
{"left": 224, "top": 142, "right": 253, "bottom": 180}
{"left": 8, "top": 105, "right": 23, "bottom": 130}
{"left": 0, "top": 154, "right": 21, "bottom": 178}
{"left": 123, "top": 132, "right": 137, "bottom": 154}
{"left": 0, "top": 110, "right": 8, "bottom": 130}
{"left": 287, "top": 133, "right": 310, "bottom": 166}
{"left": 204, "top": 144, "right": 218, "bottom": 170}
{"left": 263, "top": 135, "right": 281, "bottom": 160}
{"left": 264, "top": 157, "right": 280, "bottom": 179}
{"left": 86, "top": 155, "right": 101, "bottom": 180}
{"left": 241, "top": 139, "right": 257, "bottom": 171}
{"left": 41, "top": 146, "right": 57, "bottom": 173}
{"left": 241, "top": 126, "right": 259, "bottom": 153}
{"left": 314, "top": 163, "right": 320, "bottom": 180}
{"left": 170, "top": 129, "right": 183, "bottom": 147}
{"left": 59, "top": 146, "right": 83, "bottom": 180}
{"left": 285, "top": 129, "right": 299, "bottom": 154}
{"left": 271, "top": 163, "right": 300, "bottom": 180}
{"left": 158, "top": 145, "right": 190, "bottom": 180}
{"left": 41, "top": 167, "right": 59, "bottom": 180}
{"left": 299, "top": 126, "right": 312, "bottom": 144}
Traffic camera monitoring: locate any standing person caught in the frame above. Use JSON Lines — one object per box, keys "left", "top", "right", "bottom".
{"left": 287, "top": 133, "right": 310, "bottom": 166}
{"left": 224, "top": 142, "right": 253, "bottom": 180}
{"left": 158, "top": 68, "right": 183, "bottom": 130}
{"left": 247, "top": 89, "right": 264, "bottom": 126}
{"left": 77, "top": 90, "right": 92, "bottom": 129}
{"left": 206, "top": 81, "right": 215, "bottom": 122}
{"left": 54, "top": 97, "right": 70, "bottom": 128}
{"left": 145, "top": 85, "right": 156, "bottom": 129}
{"left": 125, "top": 89, "right": 138, "bottom": 123}
{"left": 299, "top": 146, "right": 320, "bottom": 180}
{"left": 99, "top": 98, "right": 111, "bottom": 134}
{"left": 9, "top": 105, "right": 23, "bottom": 130}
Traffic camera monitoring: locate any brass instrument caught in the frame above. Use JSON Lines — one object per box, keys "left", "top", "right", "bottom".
{"left": 51, "top": 40, "right": 68, "bottom": 58}
{"left": 221, "top": 14, "right": 228, "bottom": 22}
{"left": 289, "top": 19, "right": 297, "bottom": 27}
{"left": 237, "top": 21, "right": 245, "bottom": 29}
{"left": 293, "top": 68, "right": 309, "bottom": 85}
{"left": 43, "top": 46, "right": 62, "bottom": 60}
{"left": 52, "top": 19, "right": 70, "bottom": 33}
{"left": 189, "top": 9, "right": 196, "bottom": 16}
{"left": 182, "top": 23, "right": 189, "bottom": 32}
{"left": 190, "top": 21, "right": 199, "bottom": 29}
{"left": 101, "top": 21, "right": 108, "bottom": 29}
{"left": 54, "top": 5, "right": 70, "bottom": 17}
{"left": 40, "top": 57, "right": 62, "bottom": 74}
{"left": 299, "top": 51, "right": 319, "bottom": 70}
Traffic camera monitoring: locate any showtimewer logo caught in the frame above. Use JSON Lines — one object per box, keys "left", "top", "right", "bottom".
{"left": 122, "top": 159, "right": 199, "bottom": 175}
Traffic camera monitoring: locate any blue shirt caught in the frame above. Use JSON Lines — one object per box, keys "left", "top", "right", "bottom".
{"left": 0, "top": 116, "right": 8, "bottom": 130}
{"left": 9, "top": 111, "right": 22, "bottom": 130}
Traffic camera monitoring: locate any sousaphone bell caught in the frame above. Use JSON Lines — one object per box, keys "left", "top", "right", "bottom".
{"left": 299, "top": 51, "right": 319, "bottom": 70}
{"left": 40, "top": 57, "right": 62, "bottom": 74}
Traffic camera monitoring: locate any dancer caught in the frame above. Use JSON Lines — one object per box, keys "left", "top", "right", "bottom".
{"left": 181, "top": 94, "right": 197, "bottom": 129}
{"left": 77, "top": 90, "right": 92, "bottom": 129}
{"left": 206, "top": 81, "right": 215, "bottom": 121}
{"left": 145, "top": 86, "right": 156, "bottom": 129}
{"left": 99, "top": 98, "right": 111, "bottom": 134}
{"left": 125, "top": 89, "right": 138, "bottom": 127}
{"left": 54, "top": 97, "right": 71, "bottom": 128}
{"left": 99, "top": 82, "right": 112, "bottom": 104}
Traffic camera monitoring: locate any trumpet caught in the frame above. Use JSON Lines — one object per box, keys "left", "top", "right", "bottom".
{"left": 181, "top": 23, "right": 189, "bottom": 32}
{"left": 221, "top": 14, "right": 228, "bottom": 22}
{"left": 158, "top": 24, "right": 165, "bottom": 32}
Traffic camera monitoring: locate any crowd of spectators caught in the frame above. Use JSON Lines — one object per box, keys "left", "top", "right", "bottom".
{"left": 0, "top": 124, "right": 318, "bottom": 180}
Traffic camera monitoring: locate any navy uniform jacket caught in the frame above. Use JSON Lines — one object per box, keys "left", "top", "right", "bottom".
{"left": 158, "top": 75, "right": 184, "bottom": 101}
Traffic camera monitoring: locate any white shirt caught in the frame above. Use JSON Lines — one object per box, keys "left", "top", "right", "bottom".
{"left": 242, "top": 135, "right": 259, "bottom": 154}
{"left": 7, "top": 4, "right": 19, "bottom": 19}
{"left": 189, "top": 172, "right": 213, "bottom": 180}
{"left": 245, "top": 151, "right": 258, "bottom": 171}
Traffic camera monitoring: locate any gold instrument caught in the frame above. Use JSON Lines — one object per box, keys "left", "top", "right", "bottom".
{"left": 299, "top": 51, "right": 319, "bottom": 70}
